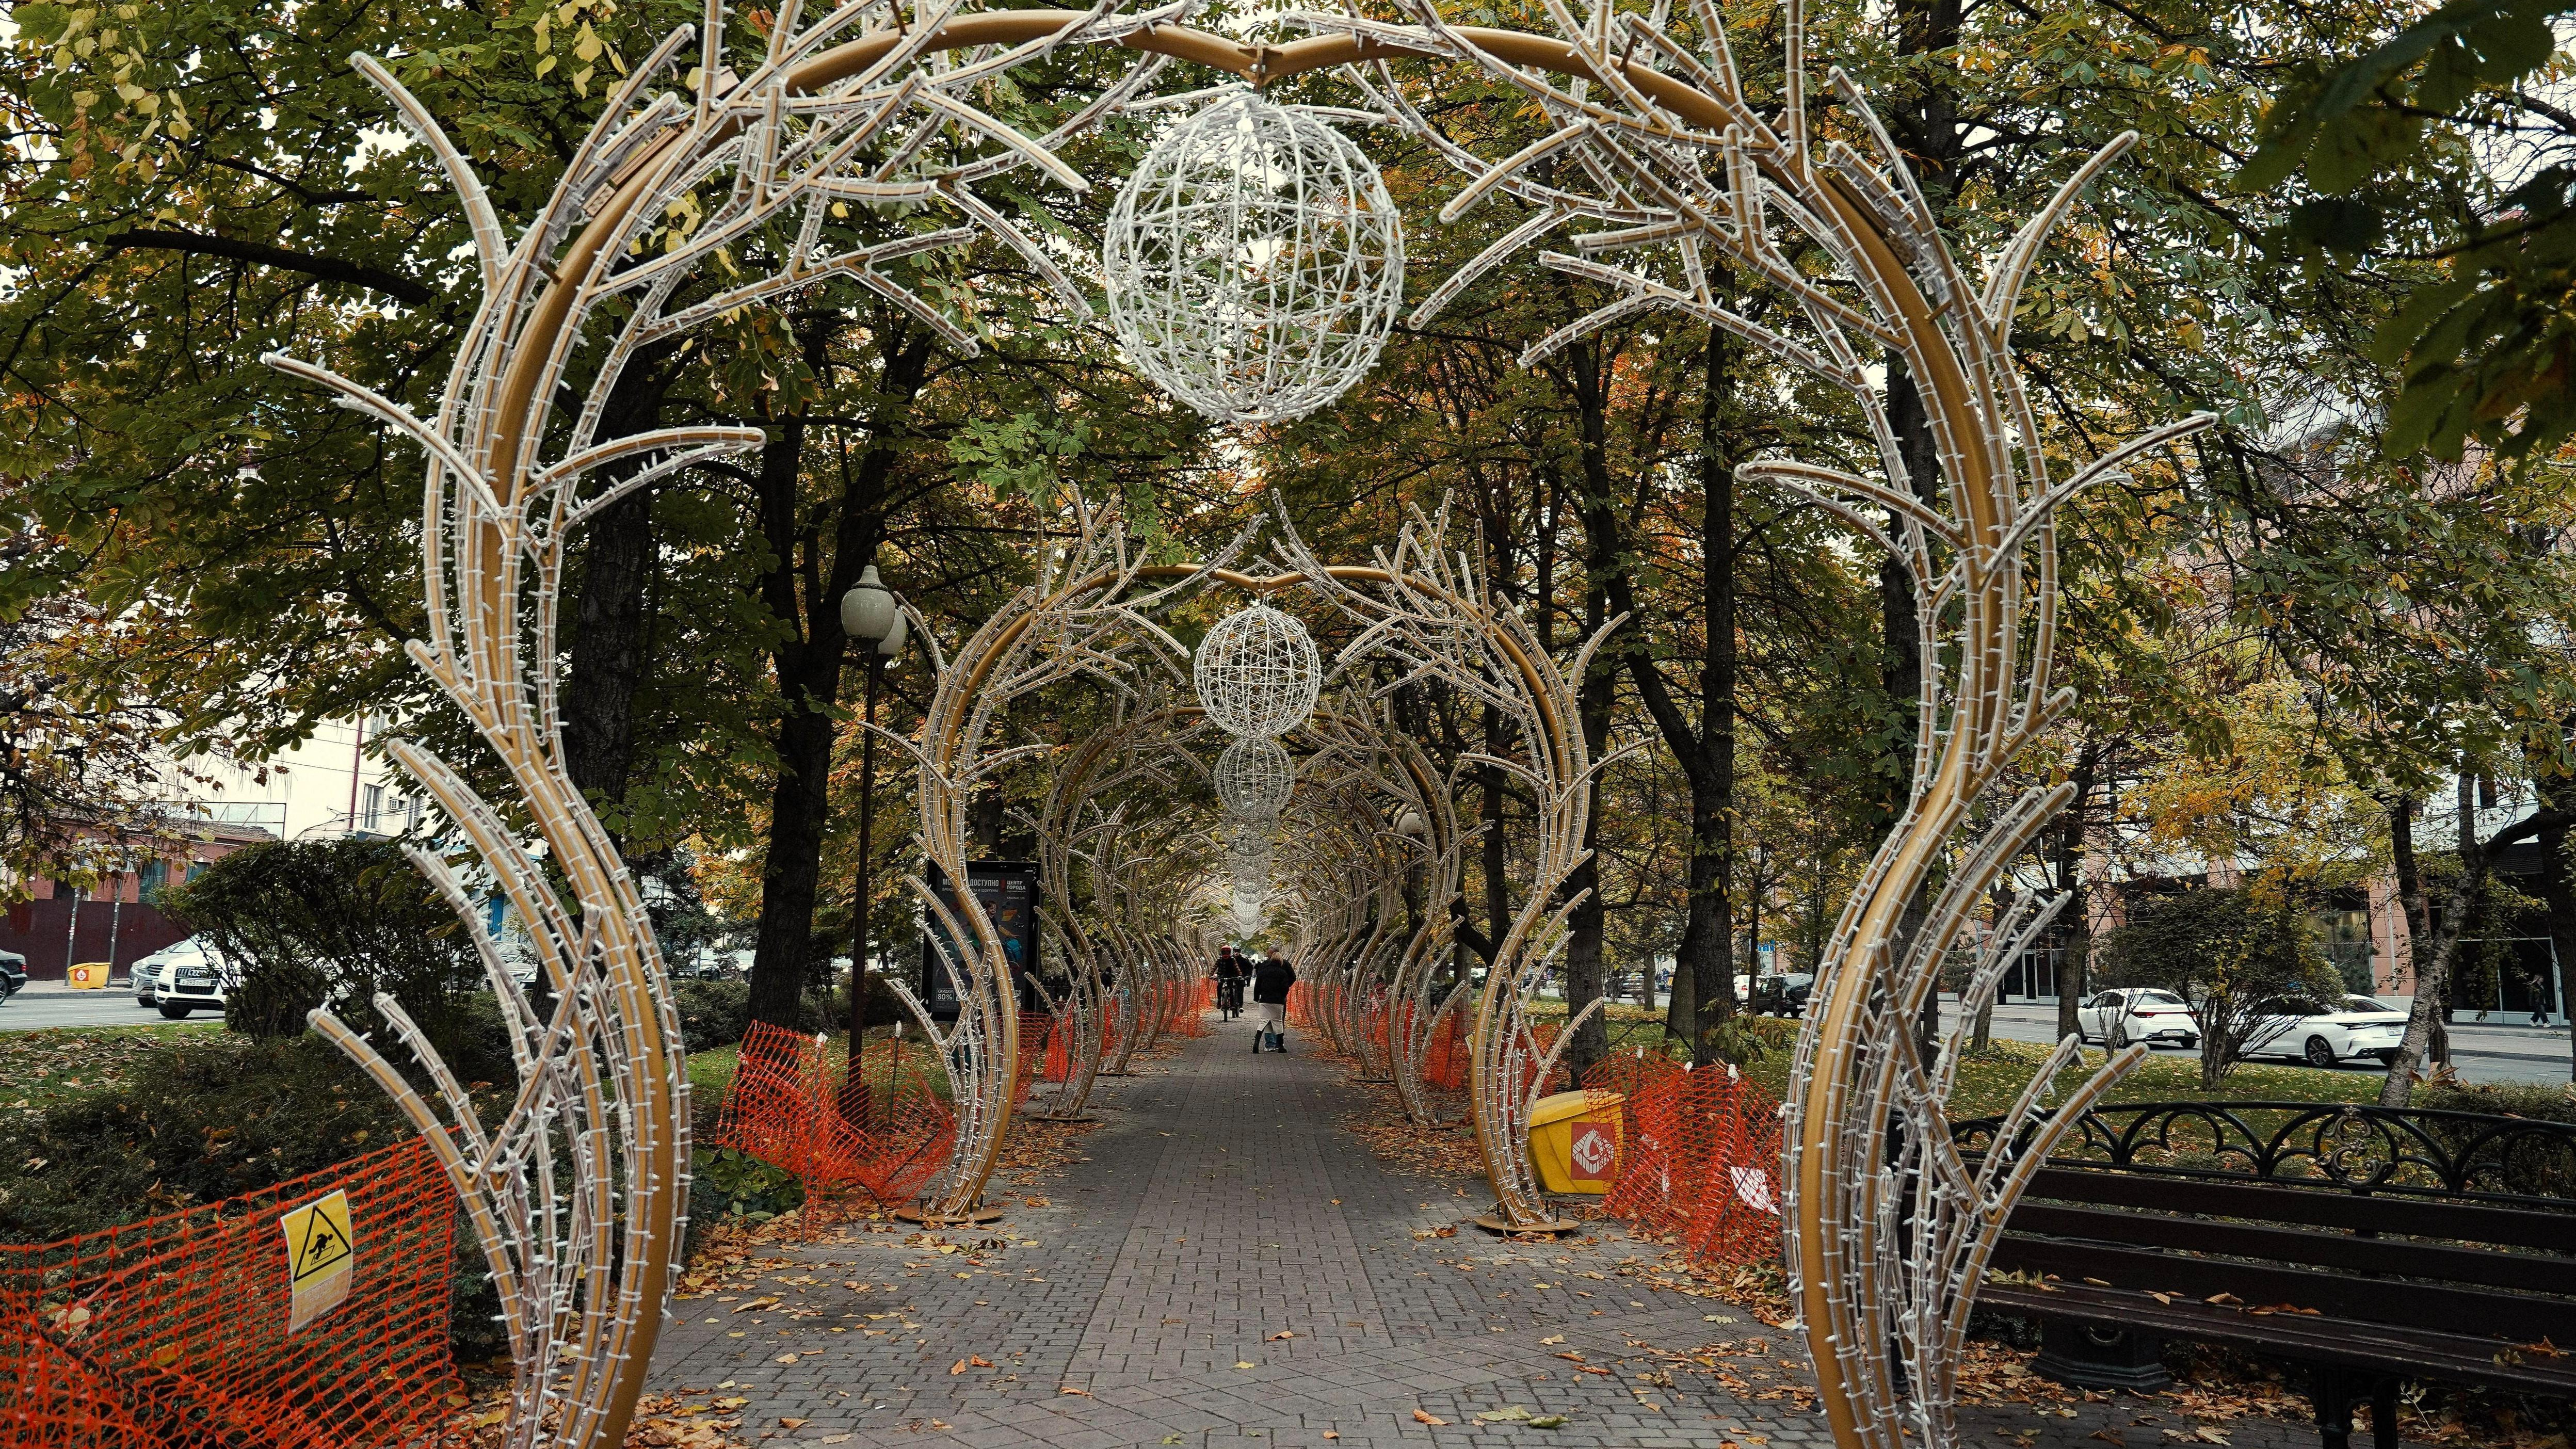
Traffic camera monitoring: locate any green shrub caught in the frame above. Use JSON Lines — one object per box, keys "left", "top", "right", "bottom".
{"left": 673, "top": 980, "right": 753, "bottom": 1051}
{"left": 0, "top": 1029, "right": 512, "bottom": 1357}
{"left": 2412, "top": 1080, "right": 2576, "bottom": 1123}
{"left": 2410, "top": 1080, "right": 2576, "bottom": 1201}
{"left": 671, "top": 978, "right": 889, "bottom": 1052}
{"left": 695, "top": 1146, "right": 804, "bottom": 1222}
{"left": 162, "top": 838, "right": 482, "bottom": 1052}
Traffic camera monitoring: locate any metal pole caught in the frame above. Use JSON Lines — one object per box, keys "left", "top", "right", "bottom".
{"left": 849, "top": 651, "right": 884, "bottom": 1122}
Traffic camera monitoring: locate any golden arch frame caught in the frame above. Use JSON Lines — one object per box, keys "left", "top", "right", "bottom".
{"left": 271, "top": 6, "right": 2209, "bottom": 1446}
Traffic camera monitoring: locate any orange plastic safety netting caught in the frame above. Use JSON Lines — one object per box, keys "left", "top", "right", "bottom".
{"left": 1160, "top": 980, "right": 1205, "bottom": 1038}
{"left": 1, "top": 1135, "right": 458, "bottom": 1448}
{"left": 716, "top": 1022, "right": 958, "bottom": 1212}
{"left": 1591, "top": 1056, "right": 1785, "bottom": 1267}
{"left": 1422, "top": 1008, "right": 1469, "bottom": 1091}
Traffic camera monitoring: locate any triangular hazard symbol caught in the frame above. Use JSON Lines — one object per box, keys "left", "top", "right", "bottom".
{"left": 294, "top": 1210, "right": 352, "bottom": 1280}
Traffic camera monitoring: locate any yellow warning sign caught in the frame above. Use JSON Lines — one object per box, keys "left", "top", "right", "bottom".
{"left": 279, "top": 1189, "right": 355, "bottom": 1332}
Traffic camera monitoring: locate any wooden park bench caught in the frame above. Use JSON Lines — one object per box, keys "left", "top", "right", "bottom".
{"left": 1952, "top": 1100, "right": 2576, "bottom": 1448}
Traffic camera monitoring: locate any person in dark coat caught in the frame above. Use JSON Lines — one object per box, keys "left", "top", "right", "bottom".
{"left": 1248, "top": 946, "right": 1297, "bottom": 1053}
{"left": 1213, "top": 946, "right": 1248, "bottom": 1018}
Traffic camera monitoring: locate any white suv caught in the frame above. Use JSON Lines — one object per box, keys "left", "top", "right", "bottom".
{"left": 137, "top": 937, "right": 229, "bottom": 1019}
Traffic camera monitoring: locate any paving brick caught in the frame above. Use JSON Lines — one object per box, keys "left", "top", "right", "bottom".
{"left": 648, "top": 1013, "right": 2274, "bottom": 1449}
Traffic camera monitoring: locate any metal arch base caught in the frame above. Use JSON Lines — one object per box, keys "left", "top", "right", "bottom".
{"left": 1473, "top": 1214, "right": 1581, "bottom": 1237}
{"left": 897, "top": 1204, "right": 1010, "bottom": 1227}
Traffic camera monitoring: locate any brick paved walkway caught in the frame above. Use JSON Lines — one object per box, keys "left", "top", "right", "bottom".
{"left": 652, "top": 1018, "right": 1840, "bottom": 1446}
{"left": 649, "top": 1019, "right": 2381, "bottom": 1448}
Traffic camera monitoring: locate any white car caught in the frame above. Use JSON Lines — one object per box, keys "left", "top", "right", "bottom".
{"left": 2247, "top": 994, "right": 2409, "bottom": 1069}
{"left": 2075, "top": 988, "right": 2201, "bottom": 1050}
{"left": 137, "top": 937, "right": 230, "bottom": 1019}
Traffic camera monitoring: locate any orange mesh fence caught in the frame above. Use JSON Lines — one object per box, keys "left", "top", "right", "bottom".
{"left": 1423, "top": 1008, "right": 1469, "bottom": 1091}
{"left": 720, "top": 1022, "right": 957, "bottom": 1212}
{"left": 2, "top": 1136, "right": 458, "bottom": 1448}
{"left": 1594, "top": 1059, "right": 1784, "bottom": 1267}
{"left": 1163, "top": 981, "right": 1204, "bottom": 1038}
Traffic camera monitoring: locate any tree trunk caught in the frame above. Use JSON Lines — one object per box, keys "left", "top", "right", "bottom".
{"left": 1561, "top": 589, "right": 1615, "bottom": 1084}
{"left": 1632, "top": 322, "right": 1740, "bottom": 1065}
{"left": 2053, "top": 742, "right": 2101, "bottom": 1041}
{"left": 745, "top": 324, "right": 930, "bottom": 1028}
{"left": 2542, "top": 777, "right": 2576, "bottom": 1081}
{"left": 2383, "top": 780, "right": 2486, "bottom": 1106}
{"left": 560, "top": 346, "right": 676, "bottom": 840}
{"left": 1560, "top": 343, "right": 1623, "bottom": 1085}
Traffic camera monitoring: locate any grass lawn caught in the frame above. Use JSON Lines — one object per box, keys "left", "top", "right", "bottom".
{"left": 0, "top": 1025, "right": 229, "bottom": 1113}
{"left": 686, "top": 1026, "right": 954, "bottom": 1106}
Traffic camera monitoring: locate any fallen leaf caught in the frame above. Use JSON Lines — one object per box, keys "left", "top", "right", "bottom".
{"left": 1530, "top": 1416, "right": 1568, "bottom": 1429}
{"left": 2089, "top": 1433, "right": 2124, "bottom": 1445}
{"left": 969, "top": 1355, "right": 993, "bottom": 1368}
{"left": 949, "top": 1359, "right": 969, "bottom": 1376}
{"left": 1539, "top": 1334, "right": 1566, "bottom": 1345}
{"left": 1235, "top": 1360, "right": 1257, "bottom": 1370}
{"left": 773, "top": 1353, "right": 798, "bottom": 1365}
{"left": 1414, "top": 1409, "right": 1449, "bottom": 1425}
{"left": 1476, "top": 1405, "right": 1534, "bottom": 1423}
{"left": 1269, "top": 1330, "right": 1294, "bottom": 1341}
{"left": 820, "top": 1437, "right": 852, "bottom": 1445}
{"left": 2202, "top": 1293, "right": 2241, "bottom": 1307}
{"left": 1060, "top": 1387, "right": 1093, "bottom": 1397}
{"left": 779, "top": 1419, "right": 809, "bottom": 1430}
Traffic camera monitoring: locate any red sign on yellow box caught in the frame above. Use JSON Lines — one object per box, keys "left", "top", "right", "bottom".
{"left": 1526, "top": 1091, "right": 1624, "bottom": 1194}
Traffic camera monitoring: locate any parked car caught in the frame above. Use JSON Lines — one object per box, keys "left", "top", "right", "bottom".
{"left": 0, "top": 949, "right": 24, "bottom": 1000}
{"left": 2075, "top": 987, "right": 2201, "bottom": 1050}
{"left": 1750, "top": 973, "right": 1814, "bottom": 1018}
{"left": 133, "top": 953, "right": 164, "bottom": 1006}
{"left": 2247, "top": 994, "right": 2409, "bottom": 1068}
{"left": 138, "top": 937, "right": 229, "bottom": 1019}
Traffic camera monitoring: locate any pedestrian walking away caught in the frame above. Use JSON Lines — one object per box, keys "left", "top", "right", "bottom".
{"left": 1249, "top": 945, "right": 1296, "bottom": 1053}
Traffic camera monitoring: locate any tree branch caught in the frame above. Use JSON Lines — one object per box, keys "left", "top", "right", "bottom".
{"left": 95, "top": 230, "right": 434, "bottom": 305}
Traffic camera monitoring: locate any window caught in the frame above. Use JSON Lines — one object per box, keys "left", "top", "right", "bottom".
{"left": 362, "top": 783, "right": 385, "bottom": 830}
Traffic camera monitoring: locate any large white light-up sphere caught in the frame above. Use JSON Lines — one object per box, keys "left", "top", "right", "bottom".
{"left": 1193, "top": 604, "right": 1321, "bottom": 738}
{"left": 1103, "top": 88, "right": 1404, "bottom": 425}
{"left": 1215, "top": 736, "right": 1296, "bottom": 820}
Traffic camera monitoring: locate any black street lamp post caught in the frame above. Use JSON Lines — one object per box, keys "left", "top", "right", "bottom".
{"left": 840, "top": 564, "right": 905, "bottom": 1122}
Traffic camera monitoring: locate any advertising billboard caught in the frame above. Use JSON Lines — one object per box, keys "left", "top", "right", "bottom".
{"left": 917, "top": 859, "right": 1040, "bottom": 1021}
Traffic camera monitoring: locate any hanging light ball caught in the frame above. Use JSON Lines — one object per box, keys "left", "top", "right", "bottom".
{"left": 1194, "top": 604, "right": 1321, "bottom": 738}
{"left": 1215, "top": 736, "right": 1297, "bottom": 820}
{"left": 1394, "top": 806, "right": 1427, "bottom": 839}
{"left": 1103, "top": 87, "right": 1404, "bottom": 425}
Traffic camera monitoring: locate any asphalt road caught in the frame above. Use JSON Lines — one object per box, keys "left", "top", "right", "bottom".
{"left": 1974, "top": 1000, "right": 2574, "bottom": 1087}
{"left": 0, "top": 980, "right": 221, "bottom": 1032}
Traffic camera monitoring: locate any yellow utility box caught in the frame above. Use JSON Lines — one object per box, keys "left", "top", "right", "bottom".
{"left": 1527, "top": 1090, "right": 1623, "bottom": 1194}
{"left": 66, "top": 961, "right": 111, "bottom": 989}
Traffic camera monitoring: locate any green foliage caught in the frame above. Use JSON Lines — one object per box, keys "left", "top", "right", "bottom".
{"left": 162, "top": 838, "right": 482, "bottom": 1046}
{"left": 672, "top": 979, "right": 752, "bottom": 1053}
{"left": 695, "top": 1146, "right": 803, "bottom": 1222}
{"left": 2097, "top": 884, "right": 2348, "bottom": 1087}
{"left": 2241, "top": 0, "right": 2576, "bottom": 462}
{"left": 0, "top": 1026, "right": 508, "bottom": 1357}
